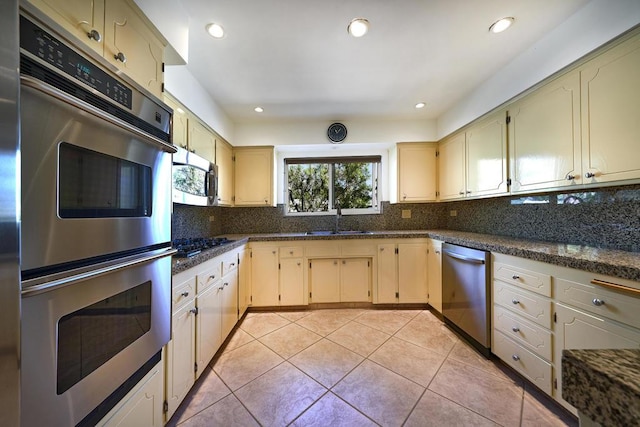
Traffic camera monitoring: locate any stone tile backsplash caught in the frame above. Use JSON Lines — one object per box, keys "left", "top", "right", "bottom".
{"left": 172, "top": 184, "right": 640, "bottom": 252}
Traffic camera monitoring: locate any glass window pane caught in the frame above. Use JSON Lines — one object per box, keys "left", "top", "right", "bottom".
{"left": 287, "top": 163, "right": 329, "bottom": 213}
{"left": 333, "top": 162, "right": 373, "bottom": 209}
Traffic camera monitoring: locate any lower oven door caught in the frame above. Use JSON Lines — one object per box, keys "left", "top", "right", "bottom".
{"left": 21, "top": 250, "right": 172, "bottom": 427}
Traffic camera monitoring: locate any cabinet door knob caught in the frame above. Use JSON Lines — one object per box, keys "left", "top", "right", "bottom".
{"left": 224, "top": 282, "right": 229, "bottom": 287}
{"left": 512, "top": 326, "right": 520, "bottom": 333}
{"left": 512, "top": 354, "right": 520, "bottom": 361}
{"left": 512, "top": 275, "right": 520, "bottom": 280}
{"left": 189, "top": 307, "right": 198, "bottom": 315}
{"left": 209, "top": 275, "right": 216, "bottom": 280}
{"left": 180, "top": 291, "right": 189, "bottom": 297}
{"left": 466, "top": 190, "right": 472, "bottom": 194}
{"left": 459, "top": 191, "right": 465, "bottom": 195}
{"left": 592, "top": 298, "right": 605, "bottom": 307}
{"left": 114, "top": 52, "right": 127, "bottom": 63}
{"left": 512, "top": 299, "right": 520, "bottom": 305}
{"left": 230, "top": 262, "right": 236, "bottom": 267}
{"left": 585, "top": 172, "right": 596, "bottom": 178}
{"left": 264, "top": 199, "right": 268, "bottom": 204}
{"left": 566, "top": 174, "right": 576, "bottom": 181}
{"left": 435, "top": 250, "right": 440, "bottom": 254}
{"left": 87, "top": 29, "right": 102, "bottom": 42}
{"left": 380, "top": 248, "right": 384, "bottom": 252}
{"left": 289, "top": 251, "right": 294, "bottom": 255}
{"left": 297, "top": 262, "right": 301, "bottom": 266}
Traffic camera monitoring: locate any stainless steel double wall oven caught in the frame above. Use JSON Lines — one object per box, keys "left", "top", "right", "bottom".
{"left": 19, "top": 6, "right": 175, "bottom": 426}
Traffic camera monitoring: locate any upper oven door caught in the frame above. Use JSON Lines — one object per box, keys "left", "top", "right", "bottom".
{"left": 20, "top": 78, "right": 173, "bottom": 276}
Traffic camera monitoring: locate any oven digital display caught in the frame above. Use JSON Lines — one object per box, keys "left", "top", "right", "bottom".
{"left": 20, "top": 15, "right": 133, "bottom": 109}
{"left": 57, "top": 281, "right": 152, "bottom": 395}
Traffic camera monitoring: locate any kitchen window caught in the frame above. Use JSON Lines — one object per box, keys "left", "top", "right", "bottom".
{"left": 285, "top": 156, "right": 381, "bottom": 215}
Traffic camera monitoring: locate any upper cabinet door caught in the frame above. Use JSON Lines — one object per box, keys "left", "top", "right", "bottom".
{"left": 103, "top": 0, "right": 164, "bottom": 98}
{"left": 466, "top": 110, "right": 509, "bottom": 198}
{"left": 27, "top": 0, "right": 105, "bottom": 55}
{"left": 234, "top": 147, "right": 274, "bottom": 206}
{"left": 438, "top": 132, "right": 466, "bottom": 200}
{"left": 397, "top": 142, "right": 437, "bottom": 202}
{"left": 215, "top": 139, "right": 234, "bottom": 206}
{"left": 580, "top": 33, "right": 640, "bottom": 184}
{"left": 187, "top": 119, "right": 215, "bottom": 163}
{"left": 509, "top": 72, "right": 581, "bottom": 193}
{"left": 164, "top": 94, "right": 189, "bottom": 149}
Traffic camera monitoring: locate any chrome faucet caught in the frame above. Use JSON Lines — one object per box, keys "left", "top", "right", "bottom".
{"left": 335, "top": 204, "right": 342, "bottom": 234}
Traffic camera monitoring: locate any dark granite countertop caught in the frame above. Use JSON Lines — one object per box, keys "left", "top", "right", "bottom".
{"left": 562, "top": 348, "right": 640, "bottom": 427}
{"left": 172, "top": 230, "right": 640, "bottom": 282}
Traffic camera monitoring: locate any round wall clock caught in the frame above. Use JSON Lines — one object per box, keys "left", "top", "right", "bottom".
{"left": 327, "top": 122, "right": 347, "bottom": 143}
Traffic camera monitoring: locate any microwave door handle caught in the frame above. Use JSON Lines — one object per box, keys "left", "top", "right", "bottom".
{"left": 207, "top": 169, "right": 217, "bottom": 204}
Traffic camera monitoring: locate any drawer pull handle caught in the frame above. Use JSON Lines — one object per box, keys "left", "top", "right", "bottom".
{"left": 512, "top": 326, "right": 520, "bottom": 333}
{"left": 224, "top": 282, "right": 229, "bottom": 287}
{"left": 209, "top": 275, "right": 216, "bottom": 280}
{"left": 512, "top": 354, "right": 520, "bottom": 362}
{"left": 590, "top": 279, "right": 640, "bottom": 296}
{"left": 180, "top": 291, "right": 189, "bottom": 297}
{"left": 289, "top": 251, "right": 294, "bottom": 255}
{"left": 230, "top": 262, "right": 236, "bottom": 267}
{"left": 512, "top": 299, "right": 520, "bottom": 305}
{"left": 592, "top": 298, "right": 605, "bottom": 307}
{"left": 512, "top": 275, "right": 520, "bottom": 280}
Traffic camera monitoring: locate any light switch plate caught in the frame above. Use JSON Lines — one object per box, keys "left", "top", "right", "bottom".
{"left": 450, "top": 210, "right": 457, "bottom": 217}
{"left": 401, "top": 209, "right": 411, "bottom": 219}
{"left": 209, "top": 215, "right": 215, "bottom": 222}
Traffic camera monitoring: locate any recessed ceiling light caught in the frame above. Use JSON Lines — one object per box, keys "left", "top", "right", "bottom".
{"left": 348, "top": 18, "right": 369, "bottom": 38}
{"left": 254, "top": 107, "right": 264, "bottom": 113}
{"left": 206, "top": 23, "right": 225, "bottom": 38}
{"left": 415, "top": 102, "right": 426, "bottom": 109}
{"left": 489, "top": 17, "right": 514, "bottom": 33}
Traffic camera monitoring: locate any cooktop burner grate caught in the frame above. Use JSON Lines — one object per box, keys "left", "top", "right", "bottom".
{"left": 172, "top": 237, "right": 235, "bottom": 258}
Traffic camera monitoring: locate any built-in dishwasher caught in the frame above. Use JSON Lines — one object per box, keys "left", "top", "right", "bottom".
{"left": 442, "top": 243, "right": 491, "bottom": 357}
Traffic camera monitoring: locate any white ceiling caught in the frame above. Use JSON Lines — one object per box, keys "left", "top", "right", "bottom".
{"left": 180, "top": 0, "right": 590, "bottom": 123}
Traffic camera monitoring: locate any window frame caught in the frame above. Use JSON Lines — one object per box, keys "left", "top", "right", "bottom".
{"left": 285, "top": 156, "right": 381, "bottom": 216}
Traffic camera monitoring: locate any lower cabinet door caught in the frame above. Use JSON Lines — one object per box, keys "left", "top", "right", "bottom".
{"left": 340, "top": 258, "right": 371, "bottom": 302}
{"left": 310, "top": 259, "right": 340, "bottom": 303}
{"left": 165, "top": 302, "right": 196, "bottom": 420}
{"left": 196, "top": 285, "right": 222, "bottom": 379}
{"left": 250, "top": 246, "right": 279, "bottom": 306}
{"left": 221, "top": 271, "right": 239, "bottom": 338}
{"left": 398, "top": 243, "right": 428, "bottom": 303}
{"left": 377, "top": 244, "right": 398, "bottom": 303}
{"left": 554, "top": 302, "right": 640, "bottom": 410}
{"left": 280, "top": 258, "right": 304, "bottom": 305}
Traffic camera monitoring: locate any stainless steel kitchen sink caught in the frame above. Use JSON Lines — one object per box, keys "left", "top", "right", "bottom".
{"left": 305, "top": 230, "right": 373, "bottom": 235}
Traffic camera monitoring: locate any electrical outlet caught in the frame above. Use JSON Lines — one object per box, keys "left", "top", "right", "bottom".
{"left": 401, "top": 209, "right": 411, "bottom": 219}
{"left": 450, "top": 210, "right": 457, "bottom": 217}
{"left": 209, "top": 215, "right": 215, "bottom": 222}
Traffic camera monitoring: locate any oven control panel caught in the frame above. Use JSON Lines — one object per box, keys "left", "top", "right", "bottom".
{"left": 20, "top": 15, "right": 133, "bottom": 110}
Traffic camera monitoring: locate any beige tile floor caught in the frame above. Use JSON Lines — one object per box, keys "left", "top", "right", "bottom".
{"left": 167, "top": 308, "right": 578, "bottom": 427}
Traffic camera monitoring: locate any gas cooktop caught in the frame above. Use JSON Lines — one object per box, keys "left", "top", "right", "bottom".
{"left": 172, "top": 237, "right": 235, "bottom": 258}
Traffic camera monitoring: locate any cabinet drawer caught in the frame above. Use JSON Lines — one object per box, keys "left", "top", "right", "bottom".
{"left": 172, "top": 276, "right": 196, "bottom": 312}
{"left": 494, "top": 262, "right": 551, "bottom": 297}
{"left": 494, "top": 304, "right": 552, "bottom": 360}
{"left": 556, "top": 277, "right": 640, "bottom": 330}
{"left": 341, "top": 244, "right": 376, "bottom": 256}
{"left": 280, "top": 246, "right": 303, "bottom": 258}
{"left": 197, "top": 264, "right": 221, "bottom": 293}
{"left": 221, "top": 252, "right": 238, "bottom": 276}
{"left": 494, "top": 281, "right": 552, "bottom": 328}
{"left": 493, "top": 330, "right": 552, "bottom": 395}
{"left": 305, "top": 243, "right": 340, "bottom": 257}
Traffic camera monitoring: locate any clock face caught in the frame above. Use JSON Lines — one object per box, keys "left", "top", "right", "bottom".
{"left": 327, "top": 123, "right": 347, "bottom": 143}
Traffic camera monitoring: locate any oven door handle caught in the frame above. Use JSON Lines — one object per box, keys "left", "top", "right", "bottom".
{"left": 21, "top": 76, "right": 176, "bottom": 154}
{"left": 21, "top": 248, "right": 177, "bottom": 297}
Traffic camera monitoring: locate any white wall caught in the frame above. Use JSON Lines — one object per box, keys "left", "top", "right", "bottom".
{"left": 437, "top": 0, "right": 640, "bottom": 139}
{"left": 165, "top": 66, "right": 236, "bottom": 142}
{"left": 234, "top": 118, "right": 437, "bottom": 147}
{"left": 133, "top": 0, "right": 189, "bottom": 65}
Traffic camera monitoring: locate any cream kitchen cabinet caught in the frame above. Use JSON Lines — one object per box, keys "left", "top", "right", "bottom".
{"left": 279, "top": 246, "right": 305, "bottom": 306}
{"left": 220, "top": 253, "right": 239, "bottom": 338}
{"left": 164, "top": 93, "right": 188, "bottom": 149}
{"left": 580, "top": 31, "right": 640, "bottom": 185}
{"left": 27, "top": 0, "right": 166, "bottom": 99}
{"left": 465, "top": 110, "right": 509, "bottom": 198}
{"left": 250, "top": 245, "right": 280, "bottom": 306}
{"left": 238, "top": 246, "right": 251, "bottom": 317}
{"left": 376, "top": 241, "right": 428, "bottom": 304}
{"left": 426, "top": 239, "right": 442, "bottom": 313}
{"left": 554, "top": 302, "right": 640, "bottom": 411}
{"left": 98, "top": 360, "right": 164, "bottom": 427}
{"left": 508, "top": 71, "right": 582, "bottom": 193}
{"left": 195, "top": 262, "right": 222, "bottom": 380}
{"left": 396, "top": 142, "right": 437, "bottom": 202}
{"left": 438, "top": 110, "right": 508, "bottom": 200}
{"left": 438, "top": 133, "right": 466, "bottom": 200}
{"left": 188, "top": 119, "right": 216, "bottom": 163}
{"left": 309, "top": 257, "right": 371, "bottom": 303}
{"left": 216, "top": 139, "right": 234, "bottom": 206}
{"left": 234, "top": 146, "right": 275, "bottom": 206}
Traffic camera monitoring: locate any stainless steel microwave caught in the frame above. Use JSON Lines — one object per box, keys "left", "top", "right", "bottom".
{"left": 172, "top": 146, "right": 218, "bottom": 206}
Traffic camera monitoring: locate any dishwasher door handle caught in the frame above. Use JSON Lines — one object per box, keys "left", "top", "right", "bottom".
{"left": 443, "top": 250, "right": 486, "bottom": 265}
